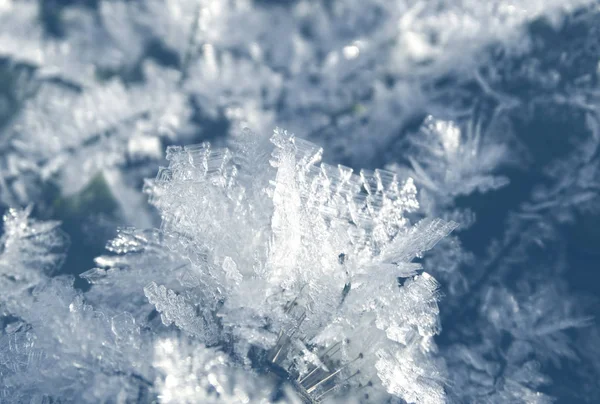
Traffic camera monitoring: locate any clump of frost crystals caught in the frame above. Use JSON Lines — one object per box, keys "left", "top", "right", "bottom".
{"left": 400, "top": 116, "right": 510, "bottom": 204}
{"left": 153, "top": 337, "right": 276, "bottom": 404}
{"left": 99, "top": 128, "right": 456, "bottom": 403}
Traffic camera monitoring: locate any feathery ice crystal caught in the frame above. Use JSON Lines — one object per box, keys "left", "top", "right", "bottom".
{"left": 82, "top": 128, "right": 457, "bottom": 403}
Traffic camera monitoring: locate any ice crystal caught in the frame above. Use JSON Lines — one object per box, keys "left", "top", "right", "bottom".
{"left": 0, "top": 0, "right": 595, "bottom": 208}
{"left": 0, "top": 206, "right": 67, "bottom": 297}
{"left": 0, "top": 208, "right": 154, "bottom": 402}
{"left": 404, "top": 116, "right": 510, "bottom": 200}
{"left": 84, "top": 127, "right": 457, "bottom": 403}
{"left": 443, "top": 280, "right": 592, "bottom": 404}
{"left": 153, "top": 337, "right": 279, "bottom": 404}
{"left": 3, "top": 63, "right": 186, "bottom": 190}
{"left": 1, "top": 0, "right": 599, "bottom": 402}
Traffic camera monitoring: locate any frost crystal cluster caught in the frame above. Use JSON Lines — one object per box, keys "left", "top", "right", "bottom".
{"left": 1, "top": 0, "right": 600, "bottom": 402}
{"left": 0, "top": 129, "right": 455, "bottom": 403}
{"left": 85, "top": 128, "right": 456, "bottom": 403}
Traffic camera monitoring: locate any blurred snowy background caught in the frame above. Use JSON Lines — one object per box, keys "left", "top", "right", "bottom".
{"left": 1, "top": 0, "right": 599, "bottom": 403}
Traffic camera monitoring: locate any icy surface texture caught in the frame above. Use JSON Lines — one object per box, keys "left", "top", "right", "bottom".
{"left": 0, "top": 208, "right": 152, "bottom": 402}
{"left": 153, "top": 337, "right": 279, "bottom": 404}
{"left": 1, "top": 0, "right": 595, "bottom": 215}
{"left": 402, "top": 116, "right": 510, "bottom": 202}
{"left": 0, "top": 206, "right": 67, "bottom": 298}
{"left": 0, "top": 62, "right": 191, "bottom": 221}
{"left": 395, "top": 11, "right": 600, "bottom": 401}
{"left": 84, "top": 128, "right": 456, "bottom": 403}
{"left": 1, "top": 0, "right": 600, "bottom": 403}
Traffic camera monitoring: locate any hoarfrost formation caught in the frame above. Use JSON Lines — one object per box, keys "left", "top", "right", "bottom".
{"left": 1, "top": 0, "right": 599, "bottom": 403}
